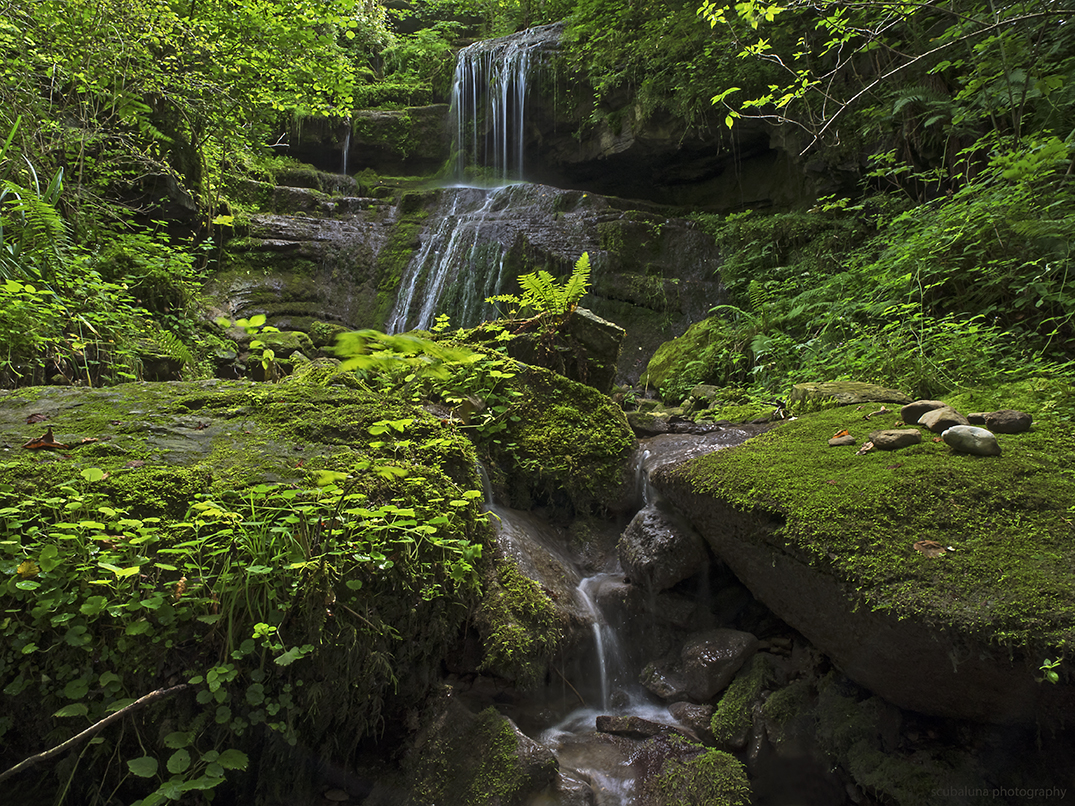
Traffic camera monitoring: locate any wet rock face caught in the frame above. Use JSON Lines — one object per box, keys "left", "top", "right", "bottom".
{"left": 618, "top": 504, "right": 708, "bottom": 592}
{"left": 212, "top": 182, "right": 723, "bottom": 385}
{"left": 642, "top": 629, "right": 759, "bottom": 703}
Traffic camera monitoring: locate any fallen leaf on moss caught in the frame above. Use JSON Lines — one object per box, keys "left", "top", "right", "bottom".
{"left": 913, "top": 540, "right": 947, "bottom": 558}
{"left": 22, "top": 427, "right": 66, "bottom": 450}
{"left": 26, "top": 413, "right": 49, "bottom": 424}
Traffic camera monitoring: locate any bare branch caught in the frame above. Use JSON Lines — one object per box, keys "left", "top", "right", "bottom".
{"left": 0, "top": 683, "right": 191, "bottom": 785}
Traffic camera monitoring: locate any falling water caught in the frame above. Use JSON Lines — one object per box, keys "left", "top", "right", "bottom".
{"left": 449, "top": 24, "right": 562, "bottom": 183}
{"left": 340, "top": 120, "right": 351, "bottom": 175}
{"left": 385, "top": 185, "right": 530, "bottom": 333}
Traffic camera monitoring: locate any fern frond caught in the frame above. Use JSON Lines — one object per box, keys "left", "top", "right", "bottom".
{"left": 518, "top": 270, "right": 559, "bottom": 313}
{"left": 150, "top": 329, "right": 194, "bottom": 368}
{"left": 562, "top": 252, "right": 591, "bottom": 310}
{"left": 747, "top": 279, "right": 769, "bottom": 313}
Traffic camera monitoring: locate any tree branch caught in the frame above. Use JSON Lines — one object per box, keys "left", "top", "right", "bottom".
{"left": 0, "top": 683, "right": 191, "bottom": 785}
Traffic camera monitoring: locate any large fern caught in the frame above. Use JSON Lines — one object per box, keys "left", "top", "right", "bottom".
{"left": 486, "top": 252, "right": 592, "bottom": 319}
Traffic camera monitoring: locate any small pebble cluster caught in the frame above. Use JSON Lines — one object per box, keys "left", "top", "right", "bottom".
{"left": 827, "top": 399, "right": 1032, "bottom": 456}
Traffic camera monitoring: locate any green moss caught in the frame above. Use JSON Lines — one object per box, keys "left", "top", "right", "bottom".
{"left": 476, "top": 559, "right": 565, "bottom": 689}
{"left": 814, "top": 675, "right": 991, "bottom": 805}
{"left": 759, "top": 677, "right": 814, "bottom": 747}
{"left": 641, "top": 316, "right": 750, "bottom": 401}
{"left": 675, "top": 384, "right": 1075, "bottom": 650}
{"left": 710, "top": 654, "right": 772, "bottom": 748}
{"left": 373, "top": 196, "right": 434, "bottom": 327}
{"left": 411, "top": 703, "right": 555, "bottom": 806}
{"left": 640, "top": 742, "right": 752, "bottom": 806}
{"left": 495, "top": 364, "right": 636, "bottom": 513}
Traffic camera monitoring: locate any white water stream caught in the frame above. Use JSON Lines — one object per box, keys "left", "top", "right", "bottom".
{"left": 481, "top": 426, "right": 769, "bottom": 805}
{"left": 449, "top": 24, "right": 559, "bottom": 183}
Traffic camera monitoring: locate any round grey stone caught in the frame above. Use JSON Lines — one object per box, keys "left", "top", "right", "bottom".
{"left": 867, "top": 429, "right": 923, "bottom": 450}
{"left": 942, "top": 425, "right": 1002, "bottom": 456}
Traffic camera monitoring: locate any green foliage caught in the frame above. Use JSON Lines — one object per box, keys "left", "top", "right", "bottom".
{"left": 486, "top": 251, "right": 591, "bottom": 320}
{"left": 1, "top": 0, "right": 391, "bottom": 219}
{"left": 563, "top": 0, "right": 776, "bottom": 133}
{"left": 702, "top": 0, "right": 1075, "bottom": 188}
{"left": 216, "top": 314, "right": 282, "bottom": 381}
{"left": 1040, "top": 658, "right": 1061, "bottom": 684}
{"left": 0, "top": 436, "right": 488, "bottom": 800}
{"left": 659, "top": 145, "right": 1075, "bottom": 405}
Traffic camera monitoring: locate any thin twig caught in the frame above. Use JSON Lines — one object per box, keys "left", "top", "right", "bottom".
{"left": 552, "top": 666, "right": 586, "bottom": 707}
{"left": 0, "top": 683, "right": 190, "bottom": 785}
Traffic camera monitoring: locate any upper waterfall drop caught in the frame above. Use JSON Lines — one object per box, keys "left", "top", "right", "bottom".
{"left": 449, "top": 23, "right": 563, "bottom": 184}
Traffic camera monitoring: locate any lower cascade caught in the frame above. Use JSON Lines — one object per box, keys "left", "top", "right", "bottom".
{"left": 472, "top": 427, "right": 779, "bottom": 805}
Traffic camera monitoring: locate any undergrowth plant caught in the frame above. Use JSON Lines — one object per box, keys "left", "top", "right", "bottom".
{"left": 672, "top": 135, "right": 1075, "bottom": 403}
{"left": 486, "top": 251, "right": 591, "bottom": 323}
{"left": 0, "top": 452, "right": 487, "bottom": 803}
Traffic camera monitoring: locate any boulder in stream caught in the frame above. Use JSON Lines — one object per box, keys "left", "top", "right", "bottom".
{"left": 618, "top": 504, "right": 708, "bottom": 592}
{"left": 642, "top": 628, "right": 759, "bottom": 703}
{"left": 654, "top": 403, "right": 1075, "bottom": 724}
{"left": 369, "top": 695, "right": 558, "bottom": 806}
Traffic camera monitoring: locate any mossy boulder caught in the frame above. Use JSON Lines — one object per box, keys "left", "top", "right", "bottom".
{"left": 640, "top": 316, "right": 731, "bottom": 399}
{"left": 383, "top": 697, "right": 557, "bottom": 806}
{"left": 634, "top": 736, "right": 751, "bottom": 806}
{"left": 787, "top": 381, "right": 913, "bottom": 410}
{"left": 710, "top": 653, "right": 775, "bottom": 750}
{"left": 655, "top": 382, "right": 1075, "bottom": 723}
{"left": 489, "top": 364, "right": 637, "bottom": 515}
{"left": 0, "top": 380, "right": 492, "bottom": 803}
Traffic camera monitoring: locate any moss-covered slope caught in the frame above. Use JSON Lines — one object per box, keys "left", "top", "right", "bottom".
{"left": 657, "top": 380, "right": 1075, "bottom": 722}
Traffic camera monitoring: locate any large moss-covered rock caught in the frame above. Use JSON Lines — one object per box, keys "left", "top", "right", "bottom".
{"left": 375, "top": 697, "right": 557, "bottom": 806}
{"left": 640, "top": 317, "right": 734, "bottom": 399}
{"left": 0, "top": 380, "right": 491, "bottom": 804}
{"left": 634, "top": 737, "right": 751, "bottom": 806}
{"left": 489, "top": 364, "right": 637, "bottom": 514}
{"left": 654, "top": 389, "right": 1075, "bottom": 723}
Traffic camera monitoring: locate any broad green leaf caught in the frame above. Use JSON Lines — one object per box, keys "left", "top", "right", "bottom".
{"left": 216, "top": 748, "right": 249, "bottom": 770}
{"left": 54, "top": 703, "right": 89, "bottom": 718}
{"left": 163, "top": 731, "right": 193, "bottom": 749}
{"left": 167, "top": 748, "right": 191, "bottom": 774}
{"left": 127, "top": 756, "right": 159, "bottom": 778}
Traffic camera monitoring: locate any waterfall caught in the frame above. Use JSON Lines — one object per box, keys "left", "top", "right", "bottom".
{"left": 385, "top": 25, "right": 565, "bottom": 334}
{"left": 449, "top": 23, "right": 562, "bottom": 184}
{"left": 386, "top": 186, "right": 520, "bottom": 333}
{"left": 341, "top": 120, "right": 351, "bottom": 175}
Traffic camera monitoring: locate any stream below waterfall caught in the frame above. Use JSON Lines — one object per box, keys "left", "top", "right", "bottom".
{"left": 477, "top": 424, "right": 803, "bottom": 806}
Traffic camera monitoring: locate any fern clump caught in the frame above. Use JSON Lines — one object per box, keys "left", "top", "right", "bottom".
{"left": 486, "top": 252, "right": 591, "bottom": 320}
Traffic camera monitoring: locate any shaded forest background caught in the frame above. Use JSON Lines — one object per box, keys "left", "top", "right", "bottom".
{"left": 0, "top": 0, "right": 1073, "bottom": 403}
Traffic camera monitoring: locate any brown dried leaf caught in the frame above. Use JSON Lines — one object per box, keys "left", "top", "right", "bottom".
{"left": 22, "top": 427, "right": 67, "bottom": 450}
{"left": 913, "top": 540, "right": 947, "bottom": 558}
{"left": 26, "top": 413, "right": 49, "bottom": 424}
